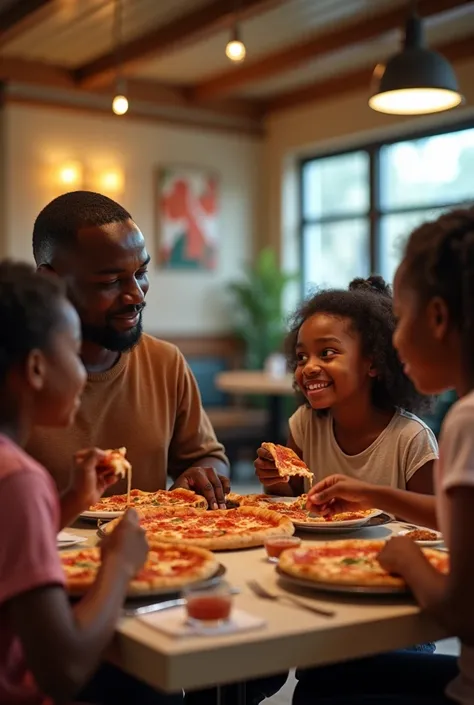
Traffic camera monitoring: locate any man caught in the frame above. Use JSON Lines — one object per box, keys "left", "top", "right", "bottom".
{"left": 28, "top": 191, "right": 286, "bottom": 705}
{"left": 27, "top": 191, "right": 230, "bottom": 508}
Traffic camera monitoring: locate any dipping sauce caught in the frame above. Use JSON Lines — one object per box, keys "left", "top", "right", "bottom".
{"left": 183, "top": 580, "right": 233, "bottom": 631}
{"left": 186, "top": 595, "right": 232, "bottom": 622}
{"left": 264, "top": 535, "right": 301, "bottom": 562}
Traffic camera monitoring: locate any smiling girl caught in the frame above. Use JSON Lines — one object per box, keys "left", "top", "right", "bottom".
{"left": 255, "top": 276, "right": 437, "bottom": 497}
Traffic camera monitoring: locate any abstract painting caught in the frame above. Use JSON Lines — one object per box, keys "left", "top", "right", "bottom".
{"left": 156, "top": 165, "right": 219, "bottom": 270}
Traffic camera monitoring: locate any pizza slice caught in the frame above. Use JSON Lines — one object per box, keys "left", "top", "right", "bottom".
{"left": 97, "top": 447, "right": 132, "bottom": 504}
{"left": 261, "top": 443, "right": 314, "bottom": 483}
{"left": 98, "top": 447, "right": 131, "bottom": 479}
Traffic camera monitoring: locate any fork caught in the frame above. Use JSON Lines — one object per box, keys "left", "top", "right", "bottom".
{"left": 247, "top": 580, "right": 335, "bottom": 617}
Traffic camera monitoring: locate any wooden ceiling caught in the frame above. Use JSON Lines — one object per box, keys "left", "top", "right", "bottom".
{"left": 1, "top": 0, "right": 473, "bottom": 134}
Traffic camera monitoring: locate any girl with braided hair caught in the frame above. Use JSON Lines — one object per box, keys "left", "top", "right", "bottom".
{"left": 305, "top": 207, "right": 474, "bottom": 704}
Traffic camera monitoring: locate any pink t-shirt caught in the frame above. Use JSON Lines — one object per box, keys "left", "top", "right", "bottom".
{"left": 0, "top": 434, "right": 65, "bottom": 705}
{"left": 436, "top": 393, "right": 474, "bottom": 704}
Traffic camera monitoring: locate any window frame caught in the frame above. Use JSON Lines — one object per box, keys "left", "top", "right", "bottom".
{"left": 299, "top": 118, "right": 474, "bottom": 291}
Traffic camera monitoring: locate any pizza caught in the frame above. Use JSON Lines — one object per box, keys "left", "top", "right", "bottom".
{"left": 97, "top": 447, "right": 132, "bottom": 504}
{"left": 227, "top": 493, "right": 378, "bottom": 525}
{"left": 88, "top": 487, "right": 207, "bottom": 513}
{"left": 405, "top": 529, "right": 440, "bottom": 542}
{"left": 279, "top": 539, "right": 449, "bottom": 587}
{"left": 60, "top": 542, "right": 218, "bottom": 595}
{"left": 103, "top": 505, "right": 294, "bottom": 550}
{"left": 261, "top": 443, "right": 314, "bottom": 483}
{"left": 98, "top": 447, "right": 131, "bottom": 479}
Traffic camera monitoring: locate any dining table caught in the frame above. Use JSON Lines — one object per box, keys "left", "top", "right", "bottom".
{"left": 64, "top": 518, "right": 450, "bottom": 702}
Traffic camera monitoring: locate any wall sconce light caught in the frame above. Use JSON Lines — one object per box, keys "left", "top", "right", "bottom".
{"left": 58, "top": 161, "right": 83, "bottom": 189}
{"left": 99, "top": 169, "right": 125, "bottom": 194}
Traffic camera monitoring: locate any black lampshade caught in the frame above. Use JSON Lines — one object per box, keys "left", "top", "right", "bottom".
{"left": 369, "top": 13, "right": 463, "bottom": 115}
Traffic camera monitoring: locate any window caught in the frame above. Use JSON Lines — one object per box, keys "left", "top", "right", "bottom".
{"left": 300, "top": 124, "right": 474, "bottom": 291}
{"left": 301, "top": 152, "right": 370, "bottom": 290}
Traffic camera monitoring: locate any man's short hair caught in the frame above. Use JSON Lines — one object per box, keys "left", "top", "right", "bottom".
{"left": 32, "top": 190, "right": 132, "bottom": 265}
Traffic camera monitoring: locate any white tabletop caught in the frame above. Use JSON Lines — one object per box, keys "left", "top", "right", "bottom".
{"left": 216, "top": 370, "right": 294, "bottom": 396}
{"left": 67, "top": 520, "right": 449, "bottom": 693}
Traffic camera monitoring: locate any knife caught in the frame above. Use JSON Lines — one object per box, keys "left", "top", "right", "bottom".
{"left": 123, "top": 587, "right": 241, "bottom": 617}
{"left": 123, "top": 598, "right": 185, "bottom": 617}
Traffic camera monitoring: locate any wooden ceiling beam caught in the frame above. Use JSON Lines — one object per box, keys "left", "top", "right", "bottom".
{"left": 193, "top": 0, "right": 474, "bottom": 101}
{"left": 74, "top": 0, "right": 290, "bottom": 90}
{"left": 5, "top": 95, "right": 265, "bottom": 138}
{"left": 0, "top": 0, "right": 55, "bottom": 45}
{"left": 0, "top": 56, "right": 75, "bottom": 88}
{"left": 124, "top": 79, "right": 265, "bottom": 120}
{"left": 0, "top": 57, "right": 265, "bottom": 125}
{"left": 266, "top": 33, "right": 474, "bottom": 114}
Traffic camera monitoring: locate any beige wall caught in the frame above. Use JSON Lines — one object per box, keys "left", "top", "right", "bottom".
{"left": 3, "top": 103, "right": 263, "bottom": 334}
{"left": 264, "top": 56, "right": 474, "bottom": 271}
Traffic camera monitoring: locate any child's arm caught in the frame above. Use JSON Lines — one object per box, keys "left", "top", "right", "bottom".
{"left": 406, "top": 460, "right": 435, "bottom": 495}
{"left": 378, "top": 487, "right": 474, "bottom": 645}
{"left": 59, "top": 448, "right": 117, "bottom": 528}
{"left": 379, "top": 404, "right": 474, "bottom": 644}
{"left": 7, "top": 511, "right": 148, "bottom": 704}
{"left": 307, "top": 475, "right": 438, "bottom": 528}
{"left": 254, "top": 433, "right": 305, "bottom": 497}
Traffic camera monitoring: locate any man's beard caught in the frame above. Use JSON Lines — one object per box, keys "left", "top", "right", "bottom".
{"left": 81, "top": 311, "right": 144, "bottom": 353}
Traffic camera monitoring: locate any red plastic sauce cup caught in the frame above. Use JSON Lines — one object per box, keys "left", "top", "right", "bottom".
{"left": 264, "top": 535, "right": 301, "bottom": 562}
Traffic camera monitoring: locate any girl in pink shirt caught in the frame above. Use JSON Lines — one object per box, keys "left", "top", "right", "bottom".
{"left": 305, "top": 207, "right": 474, "bottom": 704}
{"left": 0, "top": 261, "right": 179, "bottom": 705}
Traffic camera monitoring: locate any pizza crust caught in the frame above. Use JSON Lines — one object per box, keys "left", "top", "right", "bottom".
{"left": 61, "top": 542, "right": 219, "bottom": 594}
{"left": 279, "top": 539, "right": 449, "bottom": 587}
{"left": 103, "top": 505, "right": 294, "bottom": 550}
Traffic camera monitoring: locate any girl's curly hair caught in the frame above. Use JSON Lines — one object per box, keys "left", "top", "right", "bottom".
{"left": 284, "top": 275, "right": 431, "bottom": 415}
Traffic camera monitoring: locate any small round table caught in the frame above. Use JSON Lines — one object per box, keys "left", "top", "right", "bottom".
{"left": 215, "top": 370, "right": 295, "bottom": 443}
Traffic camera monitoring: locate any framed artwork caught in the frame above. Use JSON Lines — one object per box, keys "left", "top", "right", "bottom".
{"left": 155, "top": 165, "right": 219, "bottom": 270}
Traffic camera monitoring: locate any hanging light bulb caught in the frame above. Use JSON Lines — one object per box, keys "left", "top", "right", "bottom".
{"left": 369, "top": 8, "right": 463, "bottom": 115}
{"left": 112, "top": 94, "right": 128, "bottom": 115}
{"left": 111, "top": 0, "right": 129, "bottom": 116}
{"left": 226, "top": 25, "right": 246, "bottom": 63}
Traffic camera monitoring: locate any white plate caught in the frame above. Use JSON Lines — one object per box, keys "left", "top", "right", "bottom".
{"left": 57, "top": 532, "right": 88, "bottom": 548}
{"left": 293, "top": 509, "right": 383, "bottom": 531}
{"left": 397, "top": 528, "right": 444, "bottom": 547}
{"left": 80, "top": 509, "right": 124, "bottom": 520}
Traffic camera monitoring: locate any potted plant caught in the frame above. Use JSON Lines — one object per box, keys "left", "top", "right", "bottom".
{"left": 228, "top": 247, "right": 298, "bottom": 370}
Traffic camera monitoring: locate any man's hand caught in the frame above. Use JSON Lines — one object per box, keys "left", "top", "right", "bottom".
{"left": 306, "top": 474, "right": 374, "bottom": 515}
{"left": 171, "top": 467, "right": 230, "bottom": 510}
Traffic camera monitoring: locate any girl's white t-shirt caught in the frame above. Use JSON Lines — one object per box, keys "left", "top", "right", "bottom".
{"left": 289, "top": 405, "right": 438, "bottom": 490}
{"left": 435, "top": 393, "right": 474, "bottom": 704}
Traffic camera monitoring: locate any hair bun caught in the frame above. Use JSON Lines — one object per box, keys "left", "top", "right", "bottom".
{"left": 349, "top": 275, "right": 391, "bottom": 297}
